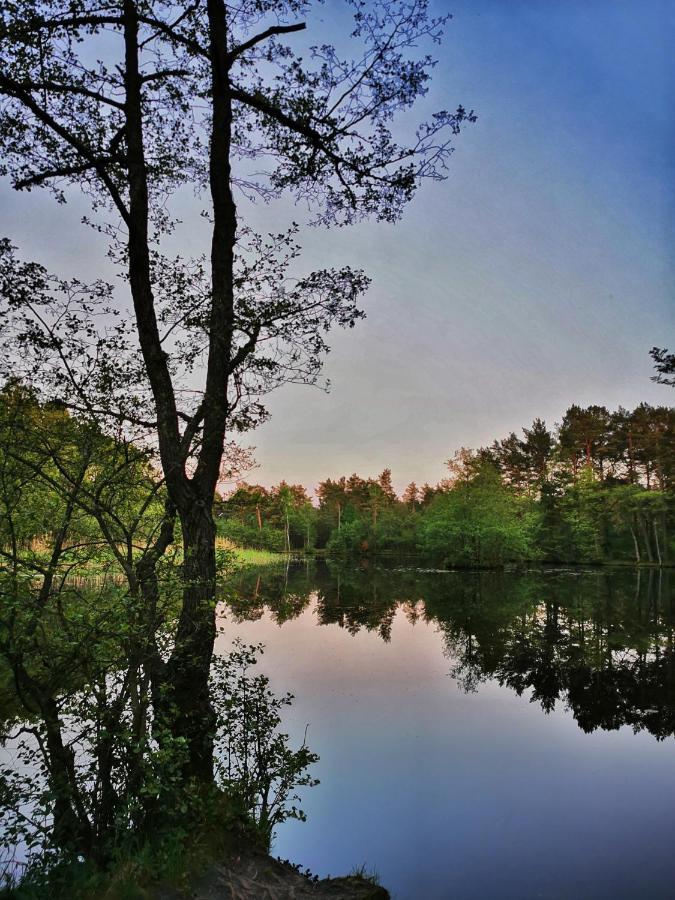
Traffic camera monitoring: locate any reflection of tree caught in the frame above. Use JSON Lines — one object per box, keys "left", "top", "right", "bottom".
{"left": 225, "top": 566, "right": 314, "bottom": 625}
{"left": 437, "top": 570, "right": 675, "bottom": 739}
{"left": 230, "top": 563, "right": 675, "bottom": 740}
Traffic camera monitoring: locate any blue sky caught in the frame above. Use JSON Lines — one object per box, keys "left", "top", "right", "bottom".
{"left": 245, "top": 0, "right": 675, "bottom": 491}
{"left": 1, "top": 0, "right": 673, "bottom": 492}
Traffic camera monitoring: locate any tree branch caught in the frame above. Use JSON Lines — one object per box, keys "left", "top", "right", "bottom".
{"left": 227, "top": 22, "right": 306, "bottom": 65}
{"left": 0, "top": 73, "right": 130, "bottom": 224}
{"left": 21, "top": 80, "right": 125, "bottom": 110}
{"left": 15, "top": 159, "right": 115, "bottom": 191}
{"left": 136, "top": 14, "right": 209, "bottom": 59}
{"left": 141, "top": 68, "right": 189, "bottom": 85}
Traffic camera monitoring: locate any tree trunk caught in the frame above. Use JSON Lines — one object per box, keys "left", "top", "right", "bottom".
{"left": 630, "top": 519, "right": 641, "bottom": 564}
{"left": 627, "top": 432, "right": 635, "bottom": 483}
{"left": 165, "top": 502, "right": 218, "bottom": 783}
{"left": 42, "top": 695, "right": 91, "bottom": 857}
{"left": 639, "top": 513, "right": 654, "bottom": 563}
{"left": 653, "top": 516, "right": 662, "bottom": 566}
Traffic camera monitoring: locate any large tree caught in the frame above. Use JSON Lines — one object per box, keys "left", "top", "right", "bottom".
{"left": 0, "top": 0, "right": 474, "bottom": 780}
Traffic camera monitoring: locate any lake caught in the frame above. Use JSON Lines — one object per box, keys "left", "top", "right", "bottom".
{"left": 220, "top": 561, "right": 675, "bottom": 900}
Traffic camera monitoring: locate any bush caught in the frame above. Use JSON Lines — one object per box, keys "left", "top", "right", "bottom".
{"left": 212, "top": 640, "right": 319, "bottom": 848}
{"left": 218, "top": 519, "right": 286, "bottom": 552}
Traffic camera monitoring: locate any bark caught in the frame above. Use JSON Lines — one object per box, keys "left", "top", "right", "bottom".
{"left": 134, "top": 504, "right": 175, "bottom": 706}
{"left": 639, "top": 513, "right": 654, "bottom": 563}
{"left": 653, "top": 517, "right": 662, "bottom": 567}
{"left": 165, "top": 503, "right": 218, "bottom": 783}
{"left": 195, "top": 0, "right": 237, "bottom": 500}
{"left": 41, "top": 695, "right": 92, "bottom": 857}
{"left": 154, "top": 0, "right": 238, "bottom": 784}
{"left": 121, "top": 1, "right": 185, "bottom": 504}
{"left": 630, "top": 520, "right": 641, "bottom": 564}
{"left": 627, "top": 432, "right": 635, "bottom": 483}
{"left": 153, "top": 0, "right": 239, "bottom": 783}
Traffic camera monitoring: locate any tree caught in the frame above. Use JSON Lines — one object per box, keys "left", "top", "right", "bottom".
{"left": 0, "top": 387, "right": 180, "bottom": 860}
{"left": 419, "top": 463, "right": 538, "bottom": 567}
{"left": 558, "top": 405, "right": 611, "bottom": 479}
{"left": 490, "top": 432, "right": 529, "bottom": 490}
{"left": 402, "top": 482, "right": 419, "bottom": 508}
{"left": 521, "top": 418, "right": 554, "bottom": 487}
{"left": 650, "top": 347, "right": 675, "bottom": 387}
{"left": 270, "top": 482, "right": 312, "bottom": 551}
{"left": 0, "top": 1, "right": 474, "bottom": 781}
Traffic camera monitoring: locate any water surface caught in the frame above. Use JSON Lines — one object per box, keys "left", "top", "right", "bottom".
{"left": 220, "top": 562, "right": 675, "bottom": 900}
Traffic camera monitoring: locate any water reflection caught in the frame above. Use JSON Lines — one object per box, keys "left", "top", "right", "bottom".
{"left": 228, "top": 562, "right": 675, "bottom": 741}
{"left": 4, "top": 562, "right": 674, "bottom": 898}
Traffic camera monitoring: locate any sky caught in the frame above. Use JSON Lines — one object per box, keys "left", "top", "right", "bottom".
{"left": 1, "top": 0, "right": 673, "bottom": 495}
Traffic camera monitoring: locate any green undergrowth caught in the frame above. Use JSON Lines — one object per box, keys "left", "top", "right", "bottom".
{"left": 225, "top": 544, "right": 283, "bottom": 567}
{"left": 17, "top": 536, "right": 282, "bottom": 583}
{"left": 1, "top": 795, "right": 263, "bottom": 900}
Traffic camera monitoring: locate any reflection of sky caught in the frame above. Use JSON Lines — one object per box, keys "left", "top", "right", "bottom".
{"left": 1, "top": 1, "right": 673, "bottom": 493}
{"left": 218, "top": 597, "right": 675, "bottom": 900}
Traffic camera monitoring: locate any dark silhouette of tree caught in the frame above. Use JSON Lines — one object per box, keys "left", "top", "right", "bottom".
{"left": 558, "top": 405, "right": 612, "bottom": 480}
{"left": 402, "top": 482, "right": 420, "bottom": 508}
{"left": 650, "top": 347, "right": 675, "bottom": 387}
{"left": 0, "top": 0, "right": 474, "bottom": 781}
{"left": 521, "top": 418, "right": 554, "bottom": 486}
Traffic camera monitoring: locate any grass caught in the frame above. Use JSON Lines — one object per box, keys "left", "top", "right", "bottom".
{"left": 215, "top": 537, "right": 283, "bottom": 568}
{"left": 349, "top": 864, "right": 381, "bottom": 886}
{"left": 20, "top": 535, "right": 282, "bottom": 583}
{"left": 1, "top": 793, "right": 263, "bottom": 900}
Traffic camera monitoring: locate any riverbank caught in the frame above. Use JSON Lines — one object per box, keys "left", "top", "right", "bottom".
{"left": 154, "top": 847, "right": 388, "bottom": 899}
{"left": 246, "top": 548, "right": 675, "bottom": 570}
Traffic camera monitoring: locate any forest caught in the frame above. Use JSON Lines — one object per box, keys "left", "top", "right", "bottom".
{"left": 218, "top": 401, "right": 674, "bottom": 567}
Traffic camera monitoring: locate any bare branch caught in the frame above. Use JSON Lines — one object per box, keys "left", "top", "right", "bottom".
{"left": 227, "top": 22, "right": 306, "bottom": 65}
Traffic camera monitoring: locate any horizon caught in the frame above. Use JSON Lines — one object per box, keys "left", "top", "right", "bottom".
{"left": 223, "top": 393, "right": 673, "bottom": 502}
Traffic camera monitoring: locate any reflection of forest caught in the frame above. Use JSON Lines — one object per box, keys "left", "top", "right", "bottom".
{"left": 228, "top": 562, "right": 675, "bottom": 741}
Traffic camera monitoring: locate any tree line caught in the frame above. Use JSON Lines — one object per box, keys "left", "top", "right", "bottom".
{"left": 217, "top": 402, "right": 674, "bottom": 566}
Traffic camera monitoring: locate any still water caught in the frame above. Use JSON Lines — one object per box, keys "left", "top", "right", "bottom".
{"left": 220, "top": 562, "right": 675, "bottom": 900}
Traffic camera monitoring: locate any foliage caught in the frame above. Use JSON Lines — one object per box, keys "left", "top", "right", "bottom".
{"left": 0, "top": 387, "right": 312, "bottom": 890}
{"left": 219, "top": 519, "right": 287, "bottom": 553}
{"left": 650, "top": 347, "right": 675, "bottom": 388}
{"left": 219, "top": 401, "right": 674, "bottom": 567}
{"left": 418, "top": 464, "right": 538, "bottom": 566}
{"left": 217, "top": 482, "right": 316, "bottom": 551}
{"left": 212, "top": 640, "right": 319, "bottom": 847}
{"left": 227, "top": 561, "right": 675, "bottom": 741}
{"left": 0, "top": 640, "right": 318, "bottom": 891}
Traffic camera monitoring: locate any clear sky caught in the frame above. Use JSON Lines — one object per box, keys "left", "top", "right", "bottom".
{"left": 1, "top": 0, "right": 673, "bottom": 495}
